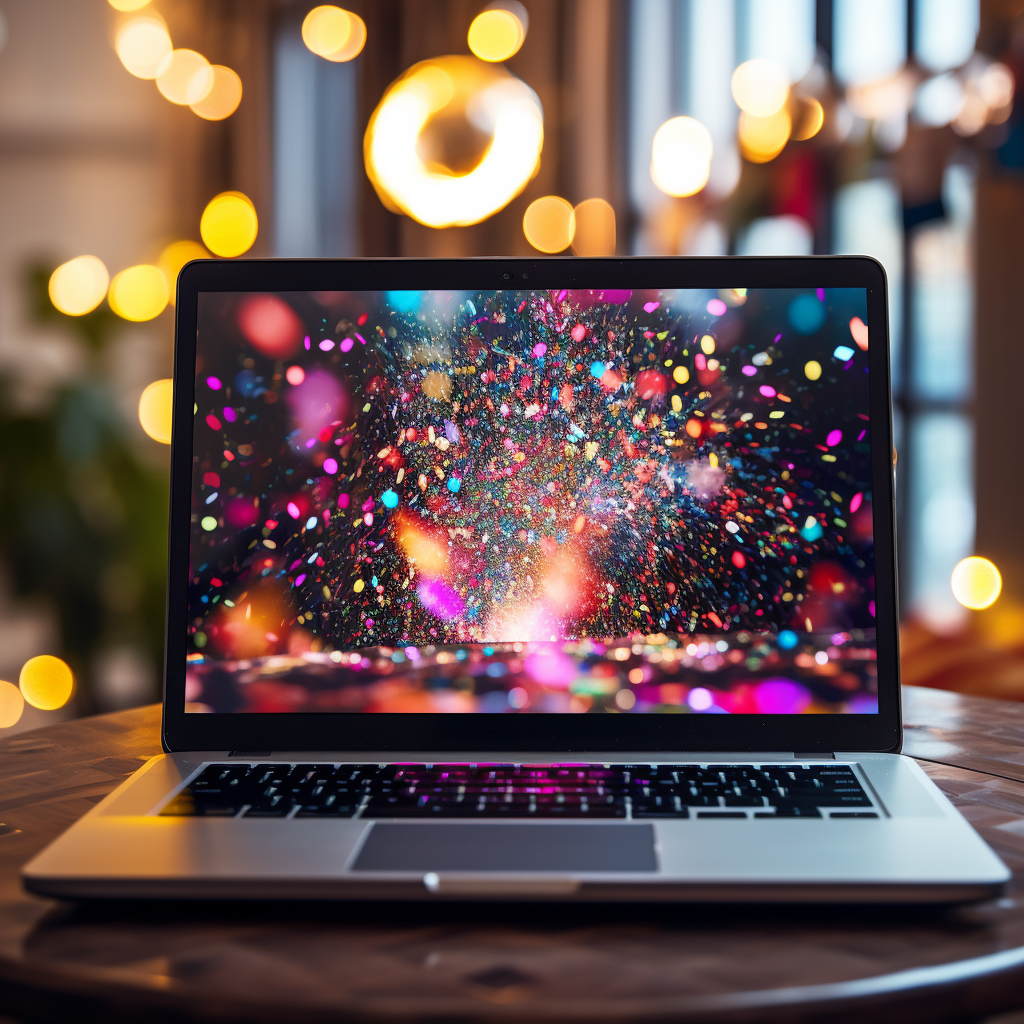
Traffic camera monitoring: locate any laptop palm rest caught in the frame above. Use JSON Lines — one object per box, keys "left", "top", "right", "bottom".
{"left": 352, "top": 823, "right": 658, "bottom": 872}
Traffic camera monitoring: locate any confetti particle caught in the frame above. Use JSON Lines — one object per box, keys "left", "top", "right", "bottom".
{"left": 353, "top": 579, "right": 365, "bottom": 593}
{"left": 804, "top": 360, "right": 822, "bottom": 381}
{"left": 382, "top": 489, "right": 400, "bottom": 508}
{"left": 672, "top": 365, "right": 689, "bottom": 384}
{"left": 590, "top": 360, "right": 605, "bottom": 378}
{"left": 700, "top": 335, "right": 715, "bottom": 355}
{"left": 447, "top": 476, "right": 462, "bottom": 493}
{"left": 707, "top": 298, "right": 727, "bottom": 316}
{"left": 201, "top": 516, "right": 217, "bottom": 531}
{"left": 323, "top": 457, "right": 338, "bottom": 474}
{"left": 826, "top": 429, "right": 842, "bottom": 447}
{"left": 206, "top": 376, "right": 222, "bottom": 390}
{"left": 287, "top": 502, "right": 301, "bottom": 519}
{"left": 306, "top": 516, "right": 318, "bottom": 529}
{"left": 833, "top": 345, "right": 855, "bottom": 361}
{"left": 759, "top": 385, "right": 776, "bottom": 398}
{"left": 319, "top": 339, "right": 335, "bottom": 351}
{"left": 286, "top": 365, "right": 305, "bottom": 385}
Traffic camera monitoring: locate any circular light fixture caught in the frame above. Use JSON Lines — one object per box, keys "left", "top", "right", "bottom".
{"left": 650, "top": 116, "right": 713, "bottom": 197}
{"left": 200, "top": 191, "right": 258, "bottom": 257}
{"left": 48, "top": 255, "right": 109, "bottom": 316}
{"left": 139, "top": 379, "right": 174, "bottom": 443}
{"left": 365, "top": 55, "right": 544, "bottom": 228}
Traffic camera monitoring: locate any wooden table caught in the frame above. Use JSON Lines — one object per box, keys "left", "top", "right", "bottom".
{"left": 4, "top": 689, "right": 1024, "bottom": 1024}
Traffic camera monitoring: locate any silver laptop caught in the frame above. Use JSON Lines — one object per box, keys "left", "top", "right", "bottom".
{"left": 23, "top": 256, "right": 1008, "bottom": 903}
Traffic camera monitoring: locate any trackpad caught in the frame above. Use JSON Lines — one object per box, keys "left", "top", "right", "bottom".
{"left": 352, "top": 823, "right": 657, "bottom": 872}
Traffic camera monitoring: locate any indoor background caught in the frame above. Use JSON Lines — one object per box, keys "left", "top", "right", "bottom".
{"left": 0, "top": 0, "right": 1020, "bottom": 732}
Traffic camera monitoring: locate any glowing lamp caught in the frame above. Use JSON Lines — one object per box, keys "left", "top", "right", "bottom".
{"left": 139, "top": 379, "right": 173, "bottom": 443}
{"left": 114, "top": 17, "right": 172, "bottom": 79}
{"left": 200, "top": 191, "right": 258, "bottom": 257}
{"left": 571, "top": 198, "right": 616, "bottom": 256}
{"left": 523, "top": 196, "right": 575, "bottom": 253}
{"left": 190, "top": 65, "right": 243, "bottom": 120}
{"left": 650, "top": 116, "right": 713, "bottom": 198}
{"left": 108, "top": 264, "right": 169, "bottom": 321}
{"left": 738, "top": 108, "right": 791, "bottom": 163}
{"left": 468, "top": 5, "right": 527, "bottom": 63}
{"left": 156, "top": 49, "right": 214, "bottom": 105}
{"left": 302, "top": 6, "right": 366, "bottom": 62}
{"left": 951, "top": 556, "right": 1002, "bottom": 610}
{"left": 48, "top": 256, "right": 109, "bottom": 316}
{"left": 159, "top": 240, "right": 209, "bottom": 304}
{"left": 364, "top": 56, "right": 544, "bottom": 228}
{"left": 0, "top": 679, "right": 24, "bottom": 729}
{"left": 19, "top": 655, "right": 74, "bottom": 711}
{"left": 731, "top": 59, "right": 789, "bottom": 117}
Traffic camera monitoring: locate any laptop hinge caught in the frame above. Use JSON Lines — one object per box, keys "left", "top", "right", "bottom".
{"left": 793, "top": 752, "right": 836, "bottom": 759}
{"left": 229, "top": 750, "right": 272, "bottom": 757}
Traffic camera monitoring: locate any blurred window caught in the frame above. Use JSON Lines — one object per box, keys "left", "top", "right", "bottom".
{"left": 736, "top": 215, "right": 813, "bottom": 255}
{"left": 832, "top": 0, "right": 907, "bottom": 86}
{"left": 914, "top": 0, "right": 979, "bottom": 74}
{"left": 737, "top": 0, "right": 815, "bottom": 83}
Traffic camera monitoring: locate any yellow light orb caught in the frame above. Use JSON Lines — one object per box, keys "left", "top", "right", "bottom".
{"left": 49, "top": 256, "right": 109, "bottom": 316}
{"left": 738, "top": 107, "right": 791, "bottom": 163}
{"left": 650, "top": 116, "right": 713, "bottom": 198}
{"left": 302, "top": 6, "right": 365, "bottom": 62}
{"left": 951, "top": 556, "right": 1002, "bottom": 610}
{"left": 114, "top": 17, "right": 172, "bottom": 80}
{"left": 200, "top": 191, "right": 258, "bottom": 257}
{"left": 672, "top": 365, "right": 689, "bottom": 384}
{"left": 158, "top": 240, "right": 209, "bottom": 304}
{"left": 364, "top": 55, "right": 544, "bottom": 228}
{"left": 804, "top": 360, "right": 822, "bottom": 381}
{"left": 109, "top": 0, "right": 152, "bottom": 9}
{"left": 139, "top": 379, "right": 173, "bottom": 444}
{"left": 523, "top": 196, "right": 576, "bottom": 253}
{"left": 700, "top": 334, "right": 715, "bottom": 355}
{"left": 792, "top": 97, "right": 825, "bottom": 141}
{"left": 571, "top": 197, "right": 616, "bottom": 256}
{"left": 108, "top": 264, "right": 169, "bottom": 321}
{"left": 0, "top": 679, "right": 24, "bottom": 729}
{"left": 189, "top": 65, "right": 243, "bottom": 120}
{"left": 468, "top": 8, "right": 525, "bottom": 63}
{"left": 156, "top": 49, "right": 214, "bottom": 105}
{"left": 19, "top": 655, "right": 74, "bottom": 711}
{"left": 731, "top": 59, "right": 789, "bottom": 117}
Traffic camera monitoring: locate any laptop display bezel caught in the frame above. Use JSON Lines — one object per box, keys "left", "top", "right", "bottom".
{"left": 163, "top": 256, "right": 900, "bottom": 754}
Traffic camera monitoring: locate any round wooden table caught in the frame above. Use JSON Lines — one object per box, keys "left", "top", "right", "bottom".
{"left": 4, "top": 687, "right": 1024, "bottom": 1023}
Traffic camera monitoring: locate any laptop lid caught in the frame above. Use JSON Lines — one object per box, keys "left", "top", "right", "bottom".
{"left": 163, "top": 257, "right": 899, "bottom": 754}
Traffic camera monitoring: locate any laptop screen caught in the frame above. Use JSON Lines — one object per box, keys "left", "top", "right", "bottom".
{"left": 186, "top": 286, "right": 878, "bottom": 716}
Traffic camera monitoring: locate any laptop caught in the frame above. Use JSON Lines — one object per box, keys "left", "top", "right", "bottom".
{"left": 23, "top": 256, "right": 1009, "bottom": 902}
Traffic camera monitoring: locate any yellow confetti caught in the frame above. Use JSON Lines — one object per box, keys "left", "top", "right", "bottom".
{"left": 672, "top": 365, "right": 689, "bottom": 384}
{"left": 353, "top": 579, "right": 365, "bottom": 593}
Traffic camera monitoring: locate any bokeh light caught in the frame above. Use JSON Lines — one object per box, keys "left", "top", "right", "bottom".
{"left": 791, "top": 97, "right": 825, "bottom": 141}
{"left": 951, "top": 556, "right": 1002, "bottom": 610}
{"left": 109, "top": 0, "right": 152, "bottom": 9}
{"left": 650, "top": 116, "right": 713, "bottom": 197}
{"left": 738, "top": 108, "right": 791, "bottom": 163}
{"left": 114, "top": 16, "right": 172, "bottom": 79}
{"left": 523, "top": 195, "right": 575, "bottom": 253}
{"left": 19, "top": 655, "right": 74, "bottom": 711}
{"left": 571, "top": 197, "right": 616, "bottom": 256}
{"left": 139, "top": 379, "right": 173, "bottom": 444}
{"left": 48, "top": 255, "right": 109, "bottom": 316}
{"left": 365, "top": 56, "right": 544, "bottom": 228}
{"left": 731, "top": 59, "right": 789, "bottom": 117}
{"left": 108, "top": 264, "right": 169, "bottom": 321}
{"left": 302, "top": 6, "right": 366, "bottom": 62}
{"left": 237, "top": 295, "right": 304, "bottom": 358}
{"left": 156, "top": 49, "right": 214, "bottom": 105}
{"left": 189, "top": 65, "right": 243, "bottom": 120}
{"left": 468, "top": 6, "right": 526, "bottom": 62}
{"left": 158, "top": 239, "right": 209, "bottom": 303}
{"left": 200, "top": 191, "right": 258, "bottom": 256}
{"left": 979, "top": 62, "right": 1015, "bottom": 111}
{"left": 0, "top": 679, "right": 24, "bottom": 729}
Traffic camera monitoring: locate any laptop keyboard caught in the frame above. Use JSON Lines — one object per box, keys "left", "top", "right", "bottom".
{"left": 159, "top": 763, "right": 878, "bottom": 819}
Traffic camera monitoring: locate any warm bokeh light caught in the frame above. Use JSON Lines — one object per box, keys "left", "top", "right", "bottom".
{"left": 0, "top": 679, "right": 24, "bottom": 729}
{"left": 791, "top": 96, "right": 825, "bottom": 141}
{"left": 200, "top": 191, "right": 258, "bottom": 257}
{"left": 302, "top": 6, "right": 366, "bottom": 62}
{"left": 108, "top": 0, "right": 152, "bottom": 9}
{"left": 650, "top": 116, "right": 713, "bottom": 197}
{"left": 738, "top": 108, "right": 791, "bottom": 163}
{"left": 108, "top": 264, "right": 169, "bottom": 321}
{"left": 48, "top": 255, "right": 109, "bottom": 316}
{"left": 139, "top": 379, "right": 173, "bottom": 444}
{"left": 189, "top": 65, "right": 242, "bottom": 120}
{"left": 523, "top": 196, "right": 575, "bottom": 253}
{"left": 979, "top": 62, "right": 1015, "bottom": 110}
{"left": 365, "top": 56, "right": 544, "bottom": 228}
{"left": 158, "top": 240, "right": 209, "bottom": 303}
{"left": 114, "top": 16, "right": 172, "bottom": 80}
{"left": 19, "top": 655, "right": 74, "bottom": 711}
{"left": 951, "top": 556, "right": 1002, "bottom": 610}
{"left": 468, "top": 7, "right": 526, "bottom": 62}
{"left": 731, "top": 59, "right": 789, "bottom": 117}
{"left": 156, "top": 49, "right": 214, "bottom": 105}
{"left": 571, "top": 197, "right": 616, "bottom": 256}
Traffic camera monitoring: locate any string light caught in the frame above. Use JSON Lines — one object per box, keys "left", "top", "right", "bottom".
{"left": 114, "top": 17, "right": 172, "bottom": 80}
{"left": 19, "top": 656, "right": 74, "bottom": 711}
{"left": 650, "top": 116, "right": 713, "bottom": 197}
{"left": 468, "top": 4, "right": 527, "bottom": 62}
{"left": 200, "top": 192, "right": 258, "bottom": 257}
{"left": 523, "top": 196, "right": 575, "bottom": 253}
{"left": 48, "top": 256, "right": 109, "bottom": 316}
{"left": 108, "top": 265, "right": 169, "bottom": 321}
{"left": 139, "top": 379, "right": 174, "bottom": 444}
{"left": 951, "top": 556, "right": 1002, "bottom": 610}
{"left": 189, "top": 65, "right": 243, "bottom": 120}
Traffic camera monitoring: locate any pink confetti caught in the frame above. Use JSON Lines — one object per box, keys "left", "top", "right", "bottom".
{"left": 206, "top": 413, "right": 221, "bottom": 430}
{"left": 319, "top": 339, "right": 335, "bottom": 351}
{"left": 222, "top": 407, "right": 236, "bottom": 423}
{"left": 707, "top": 298, "right": 727, "bottom": 316}
{"left": 571, "top": 323, "right": 586, "bottom": 342}
{"left": 337, "top": 493, "right": 350, "bottom": 509}
{"left": 643, "top": 301, "right": 660, "bottom": 313}
{"left": 850, "top": 492, "right": 863, "bottom": 513}
{"left": 322, "top": 457, "right": 338, "bottom": 475}
{"left": 533, "top": 342, "right": 547, "bottom": 357}
{"left": 741, "top": 365, "right": 756, "bottom": 376}
{"left": 303, "top": 335, "right": 311, "bottom": 350}
{"left": 759, "top": 385, "right": 776, "bottom": 398}
{"left": 340, "top": 338, "right": 354, "bottom": 352}
{"left": 287, "top": 502, "right": 300, "bottom": 519}
{"left": 826, "top": 429, "right": 843, "bottom": 446}
{"left": 206, "top": 376, "right": 221, "bottom": 390}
